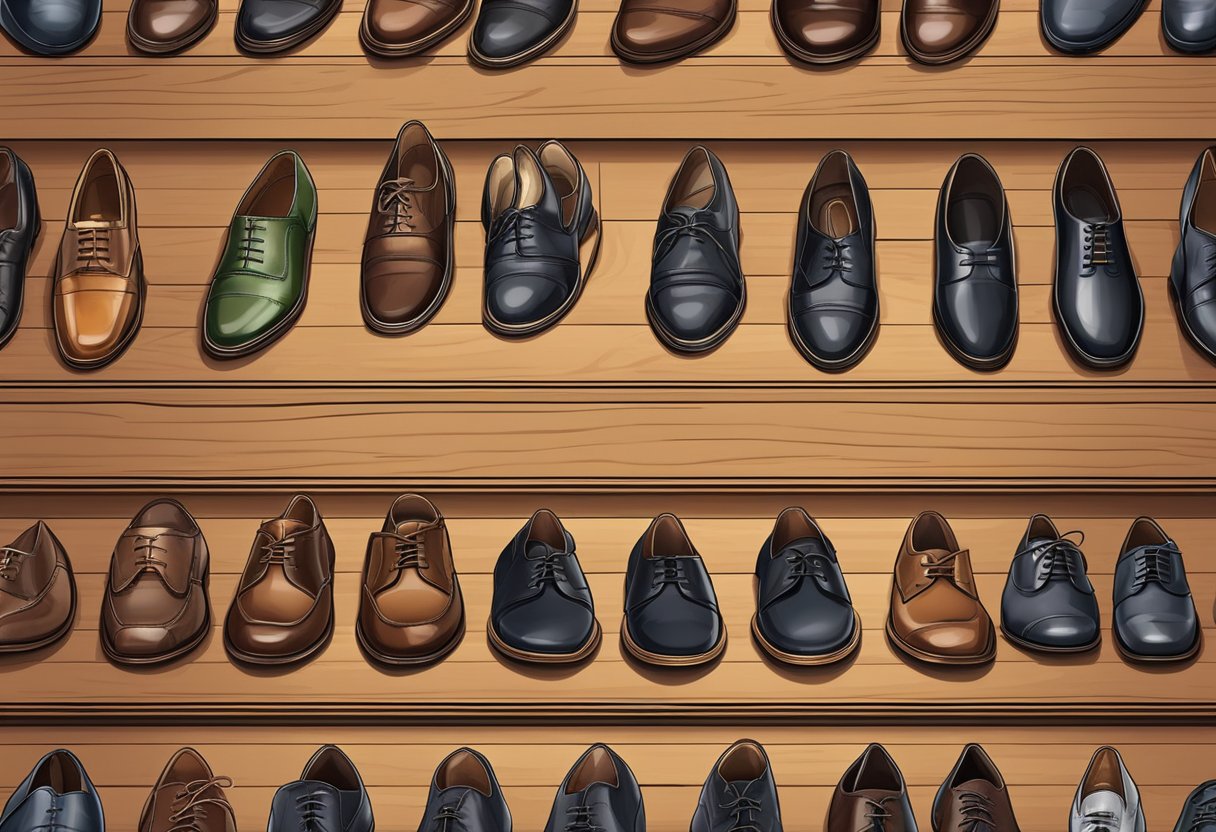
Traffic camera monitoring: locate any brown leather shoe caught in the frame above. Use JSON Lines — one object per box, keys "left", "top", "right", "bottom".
{"left": 223, "top": 494, "right": 335, "bottom": 666}
{"left": 361, "top": 121, "right": 455, "bottom": 335}
{"left": 356, "top": 494, "right": 465, "bottom": 665}
{"left": 0, "top": 522, "right": 75, "bottom": 653}
{"left": 139, "top": 748, "right": 236, "bottom": 832}
{"left": 829, "top": 744, "right": 917, "bottom": 832}
{"left": 611, "top": 0, "right": 736, "bottom": 62}
{"left": 127, "top": 0, "right": 218, "bottom": 53}
{"left": 772, "top": 0, "right": 879, "bottom": 63}
{"left": 53, "top": 149, "right": 144, "bottom": 371}
{"left": 886, "top": 511, "right": 995, "bottom": 665}
{"left": 900, "top": 0, "right": 997, "bottom": 63}
{"left": 932, "top": 745, "right": 1021, "bottom": 832}
{"left": 360, "top": 0, "right": 473, "bottom": 55}
{"left": 100, "top": 498, "right": 211, "bottom": 666}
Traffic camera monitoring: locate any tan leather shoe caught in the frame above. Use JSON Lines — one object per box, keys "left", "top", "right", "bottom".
{"left": 53, "top": 148, "right": 144, "bottom": 371}
{"left": 357, "top": 494, "right": 465, "bottom": 665}
{"left": 900, "top": 0, "right": 997, "bottom": 63}
{"left": 138, "top": 748, "right": 236, "bottom": 832}
{"left": 611, "top": 0, "right": 736, "bottom": 62}
{"left": 771, "top": 0, "right": 880, "bottom": 63}
{"left": 0, "top": 522, "right": 76, "bottom": 653}
{"left": 886, "top": 511, "right": 995, "bottom": 665}
{"left": 360, "top": 0, "right": 473, "bottom": 55}
{"left": 127, "top": 0, "right": 217, "bottom": 53}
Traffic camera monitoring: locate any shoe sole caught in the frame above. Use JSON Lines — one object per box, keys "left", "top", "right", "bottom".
{"left": 101, "top": 599, "right": 212, "bottom": 666}
{"left": 611, "top": 2, "right": 736, "bottom": 63}
{"left": 885, "top": 614, "right": 996, "bottom": 666}
{"left": 751, "top": 611, "right": 862, "bottom": 666}
{"left": 467, "top": 0, "right": 578, "bottom": 68}
{"left": 902, "top": 0, "right": 997, "bottom": 63}
{"left": 486, "top": 616, "right": 603, "bottom": 664}
{"left": 620, "top": 618, "right": 726, "bottom": 667}
{"left": 360, "top": 0, "right": 474, "bottom": 56}
{"left": 234, "top": 0, "right": 342, "bottom": 54}
{"left": 999, "top": 623, "right": 1100, "bottom": 655}
{"left": 55, "top": 248, "right": 146, "bottom": 372}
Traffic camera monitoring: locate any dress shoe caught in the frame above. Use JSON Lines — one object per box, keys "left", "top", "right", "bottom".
{"left": 771, "top": 0, "right": 879, "bottom": 63}
{"left": 789, "top": 149, "right": 877, "bottom": 371}
{"left": 0, "top": 148, "right": 39, "bottom": 351}
{"left": 932, "top": 745, "right": 1020, "bottom": 832}
{"left": 622, "top": 513, "right": 725, "bottom": 666}
{"left": 203, "top": 150, "right": 317, "bottom": 359}
{"left": 1112, "top": 517, "right": 1200, "bottom": 662}
{"left": 692, "top": 741, "right": 782, "bottom": 832}
{"left": 100, "top": 498, "right": 212, "bottom": 665}
{"left": 1173, "top": 781, "right": 1216, "bottom": 832}
{"left": 127, "top": 0, "right": 217, "bottom": 52}
{"left": 0, "top": 0, "right": 100, "bottom": 53}
{"left": 54, "top": 148, "right": 144, "bottom": 371}
{"left": 1164, "top": 0, "right": 1216, "bottom": 50}
{"left": 139, "top": 748, "right": 236, "bottom": 832}
{"left": 887, "top": 511, "right": 995, "bottom": 666}
{"left": 1, "top": 750, "right": 103, "bottom": 832}
{"left": 361, "top": 0, "right": 471, "bottom": 54}
{"left": 1070, "top": 748, "right": 1145, "bottom": 832}
{"left": 235, "top": 0, "right": 342, "bottom": 52}
{"left": 1052, "top": 147, "right": 1143, "bottom": 368}
{"left": 489, "top": 509, "right": 599, "bottom": 663}
{"left": 934, "top": 153, "right": 1017, "bottom": 369}
{"left": 420, "top": 749, "right": 512, "bottom": 832}
{"left": 362, "top": 121, "right": 456, "bottom": 334}
{"left": 752, "top": 507, "right": 860, "bottom": 665}
{"left": 1171, "top": 146, "right": 1216, "bottom": 359}
{"left": 545, "top": 746, "right": 644, "bottom": 832}
{"left": 829, "top": 744, "right": 917, "bottom": 832}
{"left": 1041, "top": 0, "right": 1146, "bottom": 51}
{"left": 0, "top": 521, "right": 76, "bottom": 653}
{"left": 900, "top": 0, "right": 996, "bottom": 62}
{"left": 269, "top": 746, "right": 373, "bottom": 832}
{"left": 612, "top": 0, "right": 735, "bottom": 61}
{"left": 646, "top": 147, "right": 745, "bottom": 354}
{"left": 224, "top": 494, "right": 335, "bottom": 665}
{"left": 357, "top": 493, "right": 465, "bottom": 665}
{"left": 468, "top": 0, "right": 575, "bottom": 66}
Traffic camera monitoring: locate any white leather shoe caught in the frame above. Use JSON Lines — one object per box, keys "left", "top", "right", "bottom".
{"left": 1071, "top": 747, "right": 1146, "bottom": 832}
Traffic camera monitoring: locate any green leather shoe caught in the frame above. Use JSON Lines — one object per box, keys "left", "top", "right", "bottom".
{"left": 203, "top": 150, "right": 317, "bottom": 359}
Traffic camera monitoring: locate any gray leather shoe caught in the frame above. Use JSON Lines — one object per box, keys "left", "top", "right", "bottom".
{"left": 1112, "top": 517, "right": 1200, "bottom": 662}
{"left": 1040, "top": 0, "right": 1147, "bottom": 52}
{"left": 1164, "top": 0, "right": 1216, "bottom": 52}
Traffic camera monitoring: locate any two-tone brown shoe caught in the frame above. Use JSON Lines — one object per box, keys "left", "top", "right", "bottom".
{"left": 357, "top": 494, "right": 465, "bottom": 665}
{"left": 139, "top": 748, "right": 236, "bottom": 832}
{"left": 0, "top": 522, "right": 76, "bottom": 653}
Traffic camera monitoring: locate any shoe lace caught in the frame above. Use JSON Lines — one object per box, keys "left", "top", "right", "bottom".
{"left": 859, "top": 796, "right": 895, "bottom": 832}
{"left": 719, "top": 785, "right": 763, "bottom": 832}
{"left": 655, "top": 211, "right": 721, "bottom": 262}
{"left": 489, "top": 207, "right": 536, "bottom": 249}
{"left": 785, "top": 550, "right": 827, "bottom": 580}
{"left": 167, "top": 776, "right": 235, "bottom": 832}
{"left": 528, "top": 549, "right": 567, "bottom": 589}
{"left": 295, "top": 790, "right": 331, "bottom": 832}
{"left": 76, "top": 227, "right": 110, "bottom": 267}
{"left": 565, "top": 805, "right": 604, "bottom": 832}
{"left": 822, "top": 239, "right": 853, "bottom": 275}
{"left": 374, "top": 528, "right": 429, "bottom": 571}
{"left": 959, "top": 248, "right": 1002, "bottom": 269}
{"left": 1186, "top": 799, "right": 1216, "bottom": 832}
{"left": 259, "top": 535, "right": 300, "bottom": 567}
{"left": 433, "top": 804, "right": 463, "bottom": 832}
{"left": 1019, "top": 530, "right": 1085, "bottom": 583}
{"left": 920, "top": 550, "right": 962, "bottom": 581}
{"left": 378, "top": 177, "right": 418, "bottom": 232}
{"left": 1130, "top": 543, "right": 1178, "bottom": 591}
{"left": 133, "top": 534, "right": 169, "bottom": 571}
{"left": 1082, "top": 810, "right": 1121, "bottom": 832}
{"left": 237, "top": 217, "right": 267, "bottom": 269}
{"left": 0, "top": 546, "right": 33, "bottom": 581}
{"left": 652, "top": 556, "right": 688, "bottom": 589}
{"left": 957, "top": 791, "right": 995, "bottom": 832}
{"left": 1082, "top": 223, "right": 1118, "bottom": 276}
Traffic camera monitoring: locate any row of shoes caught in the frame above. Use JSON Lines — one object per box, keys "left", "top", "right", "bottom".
{"left": 4, "top": 742, "right": 1212, "bottom": 832}
{"left": 0, "top": 497, "right": 1203, "bottom": 668}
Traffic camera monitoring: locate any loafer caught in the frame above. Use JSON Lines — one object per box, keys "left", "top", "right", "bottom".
{"left": 0, "top": 147, "right": 40, "bottom": 352}
{"left": 692, "top": 741, "right": 783, "bottom": 832}
{"left": 1041, "top": 0, "right": 1146, "bottom": 52}
{"left": 268, "top": 746, "right": 373, "bottom": 832}
{"left": 0, "top": 0, "right": 100, "bottom": 54}
{"left": 1173, "top": 781, "right": 1216, "bottom": 832}
{"left": 127, "top": 0, "right": 217, "bottom": 52}
{"left": 1071, "top": 748, "right": 1145, "bottom": 832}
{"left": 828, "top": 744, "right": 917, "bottom": 832}
{"left": 1, "top": 750, "right": 103, "bottom": 832}
{"left": 139, "top": 748, "right": 236, "bottom": 832}
{"left": 545, "top": 746, "right": 643, "bottom": 832}
{"left": 1164, "top": 0, "right": 1216, "bottom": 50}
{"left": 468, "top": 0, "right": 575, "bottom": 66}
{"left": 235, "top": 0, "right": 341, "bottom": 52}
{"left": 0, "top": 521, "right": 76, "bottom": 653}
{"left": 1112, "top": 517, "right": 1200, "bottom": 662}
{"left": 361, "top": 0, "right": 472, "bottom": 54}
{"left": 419, "top": 749, "right": 512, "bottom": 832}
{"left": 611, "top": 0, "right": 735, "bottom": 62}
{"left": 1171, "top": 146, "right": 1216, "bottom": 360}
{"left": 901, "top": 0, "right": 996, "bottom": 62}
{"left": 771, "top": 0, "right": 879, "bottom": 63}
{"left": 932, "top": 745, "right": 1021, "bottom": 832}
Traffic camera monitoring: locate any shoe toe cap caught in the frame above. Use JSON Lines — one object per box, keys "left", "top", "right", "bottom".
{"left": 206, "top": 295, "right": 286, "bottom": 348}
{"left": 651, "top": 283, "right": 738, "bottom": 344}
{"left": 794, "top": 308, "right": 871, "bottom": 364}
{"left": 1018, "top": 614, "right": 1100, "bottom": 649}
{"left": 239, "top": 0, "right": 323, "bottom": 41}
{"left": 473, "top": 4, "right": 558, "bottom": 57}
{"left": 1118, "top": 611, "right": 1198, "bottom": 656}
{"left": 486, "top": 275, "right": 567, "bottom": 326}
{"left": 614, "top": 8, "right": 716, "bottom": 55}
{"left": 905, "top": 621, "right": 992, "bottom": 658}
{"left": 494, "top": 597, "right": 596, "bottom": 656}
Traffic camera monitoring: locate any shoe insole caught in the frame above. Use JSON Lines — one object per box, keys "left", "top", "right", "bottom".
{"left": 397, "top": 144, "right": 436, "bottom": 190}
{"left": 820, "top": 198, "right": 855, "bottom": 239}
{"left": 1065, "top": 184, "right": 1113, "bottom": 224}
{"left": 77, "top": 170, "right": 119, "bottom": 223}
{"left": 947, "top": 193, "right": 999, "bottom": 247}
{"left": 811, "top": 183, "right": 857, "bottom": 238}
{"left": 1195, "top": 170, "right": 1216, "bottom": 235}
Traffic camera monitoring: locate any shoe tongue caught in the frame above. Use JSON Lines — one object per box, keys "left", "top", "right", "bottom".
{"left": 668, "top": 204, "right": 708, "bottom": 223}
{"left": 854, "top": 788, "right": 899, "bottom": 801}
{"left": 526, "top": 540, "right": 558, "bottom": 559}
{"left": 921, "top": 547, "right": 954, "bottom": 563}
{"left": 1081, "top": 790, "right": 1125, "bottom": 820}
{"left": 395, "top": 520, "right": 427, "bottom": 536}
{"left": 780, "top": 536, "right": 828, "bottom": 558}
{"left": 262, "top": 518, "right": 308, "bottom": 540}
{"left": 957, "top": 778, "right": 998, "bottom": 797}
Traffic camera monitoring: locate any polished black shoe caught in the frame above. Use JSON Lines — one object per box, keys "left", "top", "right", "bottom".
{"left": 752, "top": 507, "right": 860, "bottom": 665}
{"left": 1040, "top": 0, "right": 1146, "bottom": 52}
{"left": 1052, "top": 147, "right": 1143, "bottom": 369}
{"left": 0, "top": 0, "right": 100, "bottom": 53}
{"left": 788, "top": 150, "right": 877, "bottom": 371}
{"left": 1, "top": 750, "right": 104, "bottom": 832}
{"left": 622, "top": 513, "right": 725, "bottom": 666}
{"left": 468, "top": 0, "right": 575, "bottom": 65}
{"left": 0, "top": 148, "right": 39, "bottom": 352}
{"left": 692, "top": 741, "right": 783, "bottom": 832}
{"left": 646, "top": 146, "right": 745, "bottom": 354}
{"left": 1171, "top": 146, "right": 1216, "bottom": 360}
{"left": 482, "top": 142, "right": 600, "bottom": 337}
{"left": 1164, "top": 0, "right": 1216, "bottom": 51}
{"left": 1113, "top": 517, "right": 1200, "bottom": 662}
{"left": 1000, "top": 514, "right": 1100, "bottom": 653}
{"left": 420, "top": 749, "right": 512, "bottom": 832}
{"left": 488, "top": 509, "right": 600, "bottom": 663}
{"left": 1173, "top": 781, "right": 1216, "bottom": 832}
{"left": 268, "top": 746, "right": 373, "bottom": 832}
{"left": 545, "top": 746, "right": 644, "bottom": 832}
{"left": 235, "top": 0, "right": 341, "bottom": 52}
{"left": 934, "top": 153, "right": 1018, "bottom": 370}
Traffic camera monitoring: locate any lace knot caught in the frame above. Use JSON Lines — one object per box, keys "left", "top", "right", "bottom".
{"left": 378, "top": 177, "right": 418, "bottom": 232}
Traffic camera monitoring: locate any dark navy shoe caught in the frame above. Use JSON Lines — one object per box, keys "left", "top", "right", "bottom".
{"left": 544, "top": 746, "right": 644, "bottom": 832}
{"left": 1173, "top": 781, "right": 1216, "bottom": 832}
{"left": 1113, "top": 517, "right": 1200, "bottom": 662}
{"left": 419, "top": 749, "right": 512, "bottom": 832}
{"left": 1171, "top": 146, "right": 1216, "bottom": 361}
{"left": 0, "top": 0, "right": 100, "bottom": 54}
{"left": 267, "top": 746, "right": 373, "bottom": 832}
{"left": 691, "top": 741, "right": 783, "bottom": 832}
{"left": 0, "top": 147, "right": 39, "bottom": 352}
{"left": 1, "top": 750, "right": 104, "bottom": 832}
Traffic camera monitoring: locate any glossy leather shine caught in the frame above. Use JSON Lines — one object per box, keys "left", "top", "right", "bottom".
{"left": 544, "top": 746, "right": 644, "bottom": 832}
{"left": 0, "top": 147, "right": 39, "bottom": 352}
{"left": 1, "top": 750, "right": 104, "bottom": 832}
{"left": 692, "top": 741, "right": 783, "bottom": 832}
{"left": 1112, "top": 517, "right": 1200, "bottom": 661}
{"left": 0, "top": 0, "right": 101, "bottom": 54}
{"left": 418, "top": 749, "right": 512, "bottom": 832}
{"left": 1170, "top": 146, "right": 1216, "bottom": 359}
{"left": 268, "top": 746, "right": 373, "bottom": 832}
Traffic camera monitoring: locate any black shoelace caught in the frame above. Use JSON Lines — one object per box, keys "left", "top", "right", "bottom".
{"left": 295, "top": 791, "right": 331, "bottom": 832}
{"left": 1186, "top": 799, "right": 1216, "bottom": 832}
{"left": 822, "top": 239, "right": 853, "bottom": 276}
{"left": 1082, "top": 223, "right": 1118, "bottom": 275}
{"left": 433, "top": 804, "right": 463, "bottom": 832}
{"left": 238, "top": 217, "right": 267, "bottom": 268}
{"left": 489, "top": 207, "right": 537, "bottom": 250}
{"left": 1130, "top": 543, "right": 1178, "bottom": 591}
{"left": 860, "top": 796, "right": 895, "bottom": 832}
{"left": 652, "top": 556, "right": 688, "bottom": 589}
{"left": 654, "top": 212, "right": 726, "bottom": 264}
{"left": 785, "top": 550, "right": 827, "bottom": 580}
{"left": 565, "top": 805, "right": 604, "bottom": 832}
{"left": 528, "top": 550, "right": 568, "bottom": 589}
{"left": 1018, "top": 531, "right": 1085, "bottom": 583}
{"left": 719, "top": 785, "right": 764, "bottom": 832}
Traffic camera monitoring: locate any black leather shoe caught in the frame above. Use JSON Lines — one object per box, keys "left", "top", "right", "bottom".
{"left": 1171, "top": 146, "right": 1216, "bottom": 360}
{"left": 0, "top": 0, "right": 100, "bottom": 53}
{"left": 1052, "top": 147, "right": 1143, "bottom": 369}
{"left": 692, "top": 741, "right": 783, "bottom": 832}
{"left": 1, "top": 750, "right": 104, "bottom": 832}
{"left": 1113, "top": 517, "right": 1200, "bottom": 662}
{"left": 268, "top": 746, "right": 373, "bottom": 832}
{"left": 482, "top": 142, "right": 600, "bottom": 337}
{"left": 488, "top": 509, "right": 600, "bottom": 663}
{"left": 646, "top": 146, "right": 745, "bottom": 354}
{"left": 1164, "top": 0, "right": 1216, "bottom": 51}
{"left": 468, "top": 0, "right": 575, "bottom": 66}
{"left": 545, "top": 746, "right": 644, "bottom": 832}
{"left": 0, "top": 148, "right": 39, "bottom": 352}
{"left": 788, "top": 150, "right": 878, "bottom": 371}
{"left": 1000, "top": 514, "right": 1100, "bottom": 653}
{"left": 622, "top": 513, "right": 725, "bottom": 666}
{"left": 1173, "top": 781, "right": 1216, "bottom": 832}
{"left": 934, "top": 153, "right": 1018, "bottom": 370}
{"left": 752, "top": 507, "right": 860, "bottom": 665}
{"left": 1040, "top": 0, "right": 1146, "bottom": 52}
{"left": 235, "top": 0, "right": 341, "bottom": 52}
{"left": 420, "top": 749, "right": 512, "bottom": 832}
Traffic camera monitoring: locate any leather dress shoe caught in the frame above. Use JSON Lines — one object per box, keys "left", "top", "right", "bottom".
{"left": 1, "top": 750, "right": 103, "bottom": 832}
{"left": 489, "top": 509, "right": 599, "bottom": 663}
{"left": 1041, "top": 0, "right": 1146, "bottom": 51}
{"left": 0, "top": 0, "right": 100, "bottom": 53}
{"left": 612, "top": 0, "right": 735, "bottom": 61}
{"left": 269, "top": 746, "right": 373, "bottom": 832}
{"left": 692, "top": 741, "right": 783, "bottom": 832}
{"left": 224, "top": 494, "right": 335, "bottom": 665}
{"left": 771, "top": 0, "right": 879, "bottom": 63}
{"left": 752, "top": 507, "right": 860, "bottom": 665}
{"left": 1174, "top": 781, "right": 1216, "bottom": 832}
{"left": 139, "top": 748, "right": 236, "bottom": 832}
{"left": 0, "top": 148, "right": 39, "bottom": 352}
{"left": 420, "top": 749, "right": 512, "bottom": 832}
{"left": 900, "top": 0, "right": 996, "bottom": 63}
{"left": 54, "top": 148, "right": 145, "bottom": 371}
{"left": 356, "top": 493, "right": 465, "bottom": 665}
{"left": 545, "top": 746, "right": 643, "bottom": 832}
{"left": 1000, "top": 514, "right": 1099, "bottom": 653}
{"left": 0, "top": 521, "right": 76, "bottom": 653}
{"left": 1071, "top": 748, "right": 1145, "bottom": 832}
{"left": 1171, "top": 146, "right": 1216, "bottom": 359}
{"left": 829, "top": 744, "right": 917, "bottom": 832}
{"left": 622, "top": 513, "right": 725, "bottom": 666}
{"left": 100, "top": 498, "right": 212, "bottom": 665}
{"left": 933, "top": 745, "right": 1020, "bottom": 832}
{"left": 789, "top": 149, "right": 877, "bottom": 371}
{"left": 203, "top": 150, "right": 317, "bottom": 359}
{"left": 468, "top": 0, "right": 575, "bottom": 66}
{"left": 887, "top": 511, "right": 996, "bottom": 666}
{"left": 1164, "top": 0, "right": 1216, "bottom": 50}
{"left": 361, "top": 0, "right": 471, "bottom": 54}
{"left": 127, "top": 0, "right": 216, "bottom": 52}
{"left": 235, "top": 0, "right": 341, "bottom": 52}
{"left": 362, "top": 121, "right": 456, "bottom": 334}
{"left": 1053, "top": 147, "right": 1143, "bottom": 368}
{"left": 934, "top": 153, "right": 1017, "bottom": 369}
{"left": 482, "top": 142, "right": 600, "bottom": 336}
{"left": 646, "top": 147, "right": 745, "bottom": 354}
{"left": 1112, "top": 517, "right": 1200, "bottom": 662}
